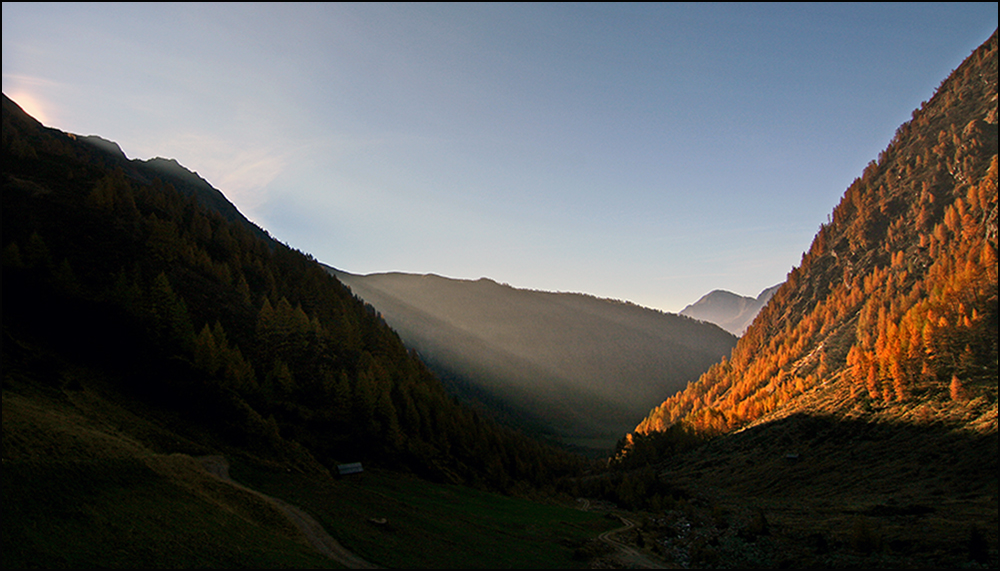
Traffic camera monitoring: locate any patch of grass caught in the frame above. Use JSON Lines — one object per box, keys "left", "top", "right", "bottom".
{"left": 2, "top": 457, "right": 336, "bottom": 568}
{"left": 232, "top": 463, "right": 617, "bottom": 568}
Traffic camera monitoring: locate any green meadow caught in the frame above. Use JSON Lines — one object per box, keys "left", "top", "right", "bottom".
{"left": 2, "top": 371, "right": 615, "bottom": 568}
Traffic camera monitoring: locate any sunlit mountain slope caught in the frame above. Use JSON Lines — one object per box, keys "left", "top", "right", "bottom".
{"left": 634, "top": 29, "right": 997, "bottom": 442}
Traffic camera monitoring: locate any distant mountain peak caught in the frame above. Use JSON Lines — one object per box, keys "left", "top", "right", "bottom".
{"left": 679, "top": 284, "right": 780, "bottom": 336}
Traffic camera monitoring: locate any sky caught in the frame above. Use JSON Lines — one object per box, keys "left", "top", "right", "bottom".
{"left": 3, "top": 3, "right": 997, "bottom": 312}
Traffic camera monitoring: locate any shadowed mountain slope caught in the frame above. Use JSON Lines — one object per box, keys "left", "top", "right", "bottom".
{"left": 330, "top": 270, "right": 737, "bottom": 451}
{"left": 2, "top": 92, "right": 585, "bottom": 493}
{"left": 679, "top": 284, "right": 781, "bottom": 336}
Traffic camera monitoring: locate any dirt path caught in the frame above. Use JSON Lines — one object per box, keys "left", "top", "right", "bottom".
{"left": 577, "top": 498, "right": 672, "bottom": 569}
{"left": 598, "top": 516, "right": 672, "bottom": 569}
{"left": 199, "top": 456, "right": 380, "bottom": 569}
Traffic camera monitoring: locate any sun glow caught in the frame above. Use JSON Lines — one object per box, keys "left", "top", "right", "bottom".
{"left": 8, "top": 92, "right": 50, "bottom": 125}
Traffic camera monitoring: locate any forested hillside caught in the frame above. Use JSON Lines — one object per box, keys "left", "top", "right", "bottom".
{"left": 1, "top": 92, "right": 583, "bottom": 491}
{"left": 332, "top": 269, "right": 737, "bottom": 451}
{"left": 633, "top": 30, "right": 997, "bottom": 442}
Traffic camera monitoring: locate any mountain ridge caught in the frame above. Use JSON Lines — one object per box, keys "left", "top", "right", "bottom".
{"left": 330, "top": 268, "right": 737, "bottom": 451}
{"left": 0, "top": 94, "right": 271, "bottom": 244}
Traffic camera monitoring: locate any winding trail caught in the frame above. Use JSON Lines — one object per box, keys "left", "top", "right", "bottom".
{"left": 578, "top": 498, "right": 672, "bottom": 569}
{"left": 598, "top": 516, "right": 670, "bottom": 569}
{"left": 198, "top": 456, "right": 380, "bottom": 569}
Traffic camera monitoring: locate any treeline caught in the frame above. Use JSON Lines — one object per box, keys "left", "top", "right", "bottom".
{"left": 1, "top": 94, "right": 585, "bottom": 492}
{"left": 632, "top": 30, "right": 997, "bottom": 440}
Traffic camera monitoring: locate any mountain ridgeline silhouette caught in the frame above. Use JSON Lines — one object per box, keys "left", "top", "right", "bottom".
{"left": 330, "top": 269, "right": 737, "bottom": 451}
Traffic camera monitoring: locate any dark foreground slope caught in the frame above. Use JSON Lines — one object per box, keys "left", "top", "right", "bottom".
{"left": 332, "top": 269, "right": 737, "bottom": 451}
{"left": 612, "top": 29, "right": 998, "bottom": 569}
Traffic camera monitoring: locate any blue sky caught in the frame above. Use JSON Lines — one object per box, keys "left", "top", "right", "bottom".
{"left": 4, "top": 3, "right": 996, "bottom": 311}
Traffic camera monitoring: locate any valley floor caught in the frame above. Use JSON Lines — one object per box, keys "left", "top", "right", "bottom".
{"left": 197, "top": 455, "right": 380, "bottom": 568}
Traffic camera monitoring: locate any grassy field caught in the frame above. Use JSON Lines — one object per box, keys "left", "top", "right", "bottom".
{"left": 2, "top": 353, "right": 617, "bottom": 568}
{"left": 2, "top": 383, "right": 338, "bottom": 568}
{"left": 233, "top": 462, "right": 617, "bottom": 568}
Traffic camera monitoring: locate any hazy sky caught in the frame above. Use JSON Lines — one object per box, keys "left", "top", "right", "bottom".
{"left": 4, "top": 3, "right": 996, "bottom": 312}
